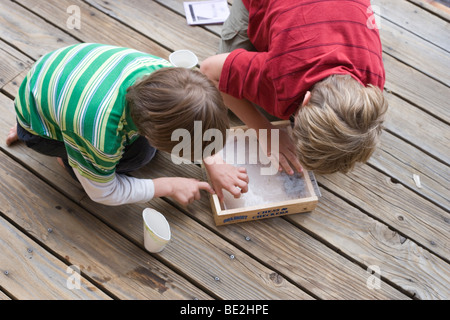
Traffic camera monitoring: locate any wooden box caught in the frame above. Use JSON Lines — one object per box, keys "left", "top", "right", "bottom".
{"left": 204, "top": 121, "right": 319, "bottom": 226}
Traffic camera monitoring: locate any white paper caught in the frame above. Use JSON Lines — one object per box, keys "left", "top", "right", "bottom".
{"left": 184, "top": 0, "right": 230, "bottom": 25}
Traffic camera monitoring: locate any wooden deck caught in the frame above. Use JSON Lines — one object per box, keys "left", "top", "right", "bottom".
{"left": 0, "top": 0, "right": 449, "bottom": 301}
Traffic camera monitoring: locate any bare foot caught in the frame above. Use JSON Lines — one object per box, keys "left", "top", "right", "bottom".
{"left": 56, "top": 157, "right": 65, "bottom": 168}
{"left": 6, "top": 124, "right": 19, "bottom": 146}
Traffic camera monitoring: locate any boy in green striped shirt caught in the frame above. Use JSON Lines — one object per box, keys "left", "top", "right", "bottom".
{"left": 6, "top": 43, "right": 248, "bottom": 206}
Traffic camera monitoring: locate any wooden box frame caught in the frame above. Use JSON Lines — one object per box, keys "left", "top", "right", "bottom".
{"left": 204, "top": 121, "right": 319, "bottom": 226}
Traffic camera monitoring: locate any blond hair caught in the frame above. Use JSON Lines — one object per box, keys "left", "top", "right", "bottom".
{"left": 292, "top": 74, "right": 388, "bottom": 174}
{"left": 126, "top": 67, "right": 229, "bottom": 159}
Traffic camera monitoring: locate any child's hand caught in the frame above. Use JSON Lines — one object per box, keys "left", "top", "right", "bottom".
{"left": 153, "top": 177, "right": 215, "bottom": 206}
{"left": 276, "top": 128, "right": 303, "bottom": 175}
{"left": 260, "top": 126, "right": 303, "bottom": 175}
{"left": 204, "top": 155, "right": 249, "bottom": 202}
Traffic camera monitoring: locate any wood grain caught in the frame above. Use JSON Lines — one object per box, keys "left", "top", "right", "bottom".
{"left": 383, "top": 54, "right": 450, "bottom": 124}
{"left": 373, "top": 0, "right": 450, "bottom": 52}
{"left": 0, "top": 216, "right": 111, "bottom": 299}
{"left": 409, "top": 0, "right": 450, "bottom": 21}
{"left": 0, "top": 291, "right": 11, "bottom": 300}
{"left": 0, "top": 151, "right": 211, "bottom": 300}
{"left": 287, "top": 188, "right": 450, "bottom": 300}
{"left": 379, "top": 17, "right": 450, "bottom": 86}
{"left": 85, "top": 0, "right": 219, "bottom": 61}
{"left": 81, "top": 195, "right": 313, "bottom": 299}
{"left": 318, "top": 165, "right": 450, "bottom": 261}
{"left": 370, "top": 131, "right": 450, "bottom": 211}
{"left": 0, "top": 1, "right": 77, "bottom": 60}
{"left": 383, "top": 92, "right": 450, "bottom": 165}
{"left": 0, "top": 41, "right": 32, "bottom": 88}
{"left": 17, "top": 0, "right": 171, "bottom": 59}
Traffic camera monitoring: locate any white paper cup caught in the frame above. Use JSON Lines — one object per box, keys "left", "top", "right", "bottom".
{"left": 169, "top": 50, "right": 198, "bottom": 68}
{"left": 142, "top": 208, "right": 171, "bottom": 253}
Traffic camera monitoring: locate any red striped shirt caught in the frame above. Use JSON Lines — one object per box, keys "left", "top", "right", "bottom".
{"left": 219, "top": 0, "right": 385, "bottom": 120}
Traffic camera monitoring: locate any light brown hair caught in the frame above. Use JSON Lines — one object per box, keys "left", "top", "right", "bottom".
{"left": 127, "top": 67, "right": 229, "bottom": 159}
{"left": 292, "top": 74, "right": 388, "bottom": 174}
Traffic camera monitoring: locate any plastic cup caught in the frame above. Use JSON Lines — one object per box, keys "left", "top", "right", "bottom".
{"left": 142, "top": 208, "right": 171, "bottom": 253}
{"left": 169, "top": 50, "right": 199, "bottom": 68}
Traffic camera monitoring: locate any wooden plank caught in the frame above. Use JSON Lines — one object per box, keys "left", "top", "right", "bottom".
{"left": 383, "top": 92, "right": 450, "bottom": 165}
{"left": 0, "top": 215, "right": 111, "bottom": 299}
{"left": 0, "top": 40, "right": 33, "bottom": 89}
{"left": 161, "top": 129, "right": 447, "bottom": 299}
{"left": 409, "top": 0, "right": 450, "bottom": 21}
{"left": 84, "top": 0, "right": 219, "bottom": 61}
{"left": 0, "top": 1, "right": 77, "bottom": 60}
{"left": 0, "top": 291, "right": 10, "bottom": 300}
{"left": 286, "top": 189, "right": 450, "bottom": 300}
{"left": 17, "top": 0, "right": 170, "bottom": 59}
{"left": 0, "top": 7, "right": 80, "bottom": 201}
{"left": 1, "top": 132, "right": 313, "bottom": 298}
{"left": 125, "top": 152, "right": 409, "bottom": 299}
{"left": 0, "top": 151, "right": 211, "bottom": 300}
{"left": 373, "top": 0, "right": 450, "bottom": 52}
{"left": 1, "top": 69, "right": 27, "bottom": 98}
{"left": 379, "top": 17, "right": 450, "bottom": 86}
{"left": 82, "top": 197, "right": 314, "bottom": 300}
{"left": 383, "top": 54, "right": 450, "bottom": 124}
{"left": 370, "top": 131, "right": 450, "bottom": 212}
{"left": 3, "top": 0, "right": 174, "bottom": 96}
{"left": 318, "top": 164, "right": 450, "bottom": 262}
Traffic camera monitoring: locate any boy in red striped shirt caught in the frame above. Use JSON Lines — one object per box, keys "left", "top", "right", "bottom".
{"left": 202, "top": 0, "right": 388, "bottom": 200}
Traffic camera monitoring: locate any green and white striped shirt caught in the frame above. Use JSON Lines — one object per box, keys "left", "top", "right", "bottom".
{"left": 15, "top": 43, "right": 171, "bottom": 183}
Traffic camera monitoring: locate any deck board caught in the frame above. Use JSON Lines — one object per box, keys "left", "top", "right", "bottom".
{"left": 0, "top": 151, "right": 211, "bottom": 300}
{"left": 383, "top": 54, "right": 449, "bottom": 124}
{"left": 410, "top": 0, "right": 450, "bottom": 20}
{"left": 380, "top": 17, "right": 450, "bottom": 86}
{"left": 373, "top": 0, "right": 450, "bottom": 51}
{"left": 83, "top": 197, "right": 314, "bottom": 300}
{"left": 0, "top": 1, "right": 77, "bottom": 59}
{"left": 0, "top": 0, "right": 449, "bottom": 300}
{"left": 370, "top": 131, "right": 450, "bottom": 212}
{"left": 0, "top": 215, "right": 111, "bottom": 299}
{"left": 84, "top": 0, "right": 219, "bottom": 61}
